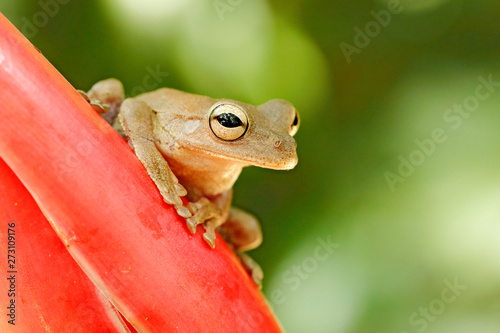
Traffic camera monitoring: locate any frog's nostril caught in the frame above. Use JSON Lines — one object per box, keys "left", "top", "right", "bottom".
{"left": 274, "top": 140, "right": 282, "bottom": 148}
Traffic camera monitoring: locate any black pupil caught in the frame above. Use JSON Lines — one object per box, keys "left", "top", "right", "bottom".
{"left": 216, "top": 113, "right": 242, "bottom": 128}
{"left": 292, "top": 114, "right": 298, "bottom": 126}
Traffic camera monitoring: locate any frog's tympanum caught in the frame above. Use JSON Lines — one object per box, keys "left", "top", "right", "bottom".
{"left": 80, "top": 79, "right": 299, "bottom": 285}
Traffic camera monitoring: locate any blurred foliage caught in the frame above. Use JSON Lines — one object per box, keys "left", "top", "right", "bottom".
{"left": 3, "top": 0, "right": 500, "bottom": 332}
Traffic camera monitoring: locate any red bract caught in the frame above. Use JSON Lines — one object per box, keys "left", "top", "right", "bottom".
{"left": 0, "top": 158, "right": 135, "bottom": 332}
{"left": 0, "top": 14, "right": 281, "bottom": 332}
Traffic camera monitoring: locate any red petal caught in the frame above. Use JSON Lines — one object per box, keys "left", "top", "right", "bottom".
{"left": 0, "top": 158, "right": 134, "bottom": 332}
{"left": 0, "top": 14, "right": 281, "bottom": 332}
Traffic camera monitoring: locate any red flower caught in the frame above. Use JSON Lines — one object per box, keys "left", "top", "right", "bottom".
{"left": 0, "top": 14, "right": 281, "bottom": 332}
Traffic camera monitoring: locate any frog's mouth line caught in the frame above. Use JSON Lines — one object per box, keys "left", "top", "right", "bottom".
{"left": 183, "top": 144, "right": 298, "bottom": 170}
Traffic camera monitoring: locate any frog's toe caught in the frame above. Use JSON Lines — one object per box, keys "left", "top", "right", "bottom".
{"left": 77, "top": 90, "right": 110, "bottom": 114}
{"left": 203, "top": 230, "right": 216, "bottom": 249}
{"left": 174, "top": 183, "right": 187, "bottom": 196}
{"left": 238, "top": 253, "right": 264, "bottom": 288}
{"left": 202, "top": 221, "right": 217, "bottom": 248}
{"left": 251, "top": 264, "right": 264, "bottom": 288}
{"left": 77, "top": 90, "right": 90, "bottom": 102}
{"left": 90, "top": 101, "right": 111, "bottom": 114}
{"left": 175, "top": 205, "right": 192, "bottom": 218}
{"left": 186, "top": 216, "right": 199, "bottom": 234}
{"left": 163, "top": 193, "right": 182, "bottom": 206}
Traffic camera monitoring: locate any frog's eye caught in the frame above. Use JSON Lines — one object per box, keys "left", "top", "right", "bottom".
{"left": 289, "top": 110, "right": 300, "bottom": 136}
{"left": 209, "top": 104, "right": 249, "bottom": 141}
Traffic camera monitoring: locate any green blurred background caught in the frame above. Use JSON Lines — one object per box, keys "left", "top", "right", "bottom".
{"left": 3, "top": 0, "right": 500, "bottom": 332}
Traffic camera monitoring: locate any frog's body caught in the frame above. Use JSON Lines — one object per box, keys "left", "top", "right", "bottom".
{"left": 81, "top": 79, "right": 299, "bottom": 285}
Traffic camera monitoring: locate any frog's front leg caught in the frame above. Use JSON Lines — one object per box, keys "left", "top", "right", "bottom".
{"left": 119, "top": 98, "right": 192, "bottom": 219}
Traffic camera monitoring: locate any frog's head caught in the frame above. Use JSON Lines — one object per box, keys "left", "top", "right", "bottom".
{"left": 150, "top": 89, "right": 299, "bottom": 170}
{"left": 205, "top": 99, "right": 299, "bottom": 170}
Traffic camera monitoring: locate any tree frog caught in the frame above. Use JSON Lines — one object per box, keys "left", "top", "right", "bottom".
{"left": 79, "top": 79, "right": 300, "bottom": 285}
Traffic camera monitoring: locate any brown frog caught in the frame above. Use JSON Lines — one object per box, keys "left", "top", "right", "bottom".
{"left": 80, "top": 79, "right": 299, "bottom": 285}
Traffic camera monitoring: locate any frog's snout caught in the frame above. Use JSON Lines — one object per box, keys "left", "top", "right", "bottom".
{"left": 270, "top": 135, "right": 298, "bottom": 170}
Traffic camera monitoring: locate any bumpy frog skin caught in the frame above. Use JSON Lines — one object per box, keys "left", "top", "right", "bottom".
{"left": 80, "top": 79, "right": 299, "bottom": 285}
